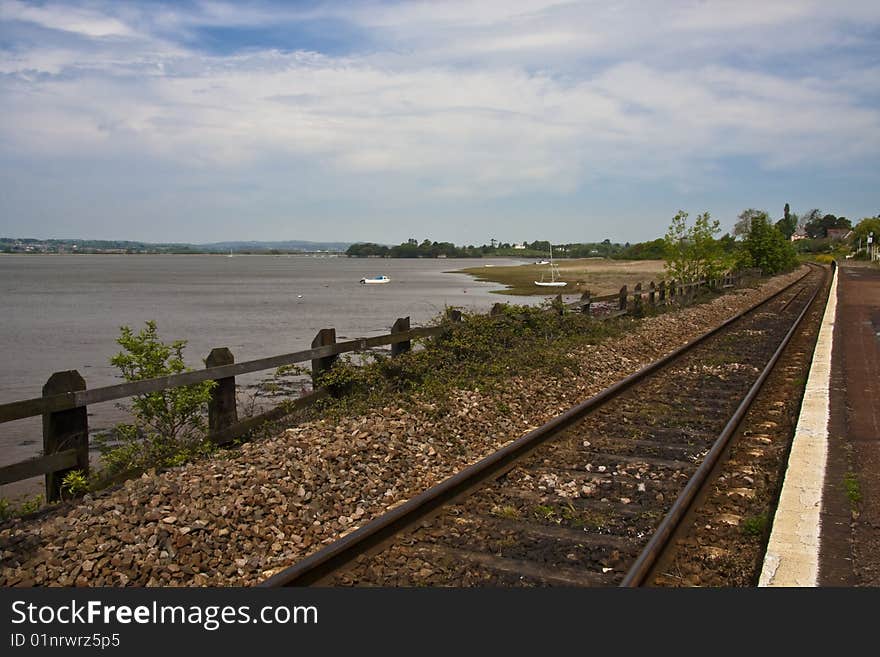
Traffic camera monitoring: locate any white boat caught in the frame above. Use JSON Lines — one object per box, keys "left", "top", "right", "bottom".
{"left": 360, "top": 275, "right": 391, "bottom": 284}
{"left": 534, "top": 245, "right": 567, "bottom": 287}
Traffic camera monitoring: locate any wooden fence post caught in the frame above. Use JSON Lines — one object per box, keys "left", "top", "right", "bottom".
{"left": 658, "top": 280, "right": 666, "bottom": 303}
{"left": 311, "top": 328, "right": 338, "bottom": 386}
{"left": 42, "top": 370, "right": 88, "bottom": 502}
{"left": 618, "top": 285, "right": 628, "bottom": 311}
{"left": 206, "top": 347, "right": 237, "bottom": 438}
{"left": 391, "top": 317, "right": 411, "bottom": 356}
{"left": 649, "top": 281, "right": 656, "bottom": 306}
{"left": 490, "top": 302, "right": 505, "bottom": 316}
{"left": 633, "top": 283, "right": 643, "bottom": 313}
{"left": 446, "top": 308, "right": 463, "bottom": 323}
{"left": 552, "top": 294, "right": 565, "bottom": 315}
{"left": 669, "top": 279, "right": 676, "bottom": 300}
{"left": 580, "top": 290, "right": 592, "bottom": 315}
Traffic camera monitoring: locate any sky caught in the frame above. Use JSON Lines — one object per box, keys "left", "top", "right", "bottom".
{"left": 1, "top": 1, "right": 879, "bottom": 245}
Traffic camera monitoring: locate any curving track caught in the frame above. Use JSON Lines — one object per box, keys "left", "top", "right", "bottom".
{"left": 261, "top": 265, "right": 828, "bottom": 587}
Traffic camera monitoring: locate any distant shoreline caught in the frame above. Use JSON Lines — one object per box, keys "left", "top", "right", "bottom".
{"left": 0, "top": 251, "right": 347, "bottom": 256}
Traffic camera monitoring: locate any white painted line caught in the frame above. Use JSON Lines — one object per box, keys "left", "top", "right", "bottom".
{"left": 759, "top": 265, "right": 837, "bottom": 586}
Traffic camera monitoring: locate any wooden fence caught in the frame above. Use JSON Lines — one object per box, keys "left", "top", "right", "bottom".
{"left": 0, "top": 269, "right": 749, "bottom": 501}
{"left": 0, "top": 317, "right": 446, "bottom": 501}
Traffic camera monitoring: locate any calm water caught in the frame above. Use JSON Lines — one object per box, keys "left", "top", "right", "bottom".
{"left": 1, "top": 254, "right": 562, "bottom": 492}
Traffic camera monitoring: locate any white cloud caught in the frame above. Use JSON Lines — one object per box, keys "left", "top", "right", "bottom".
{"left": 0, "top": 0, "right": 879, "bottom": 239}
{"left": 0, "top": 0, "right": 136, "bottom": 37}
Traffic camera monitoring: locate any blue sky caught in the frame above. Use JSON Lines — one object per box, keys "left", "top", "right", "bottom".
{"left": 1, "top": 1, "right": 878, "bottom": 245}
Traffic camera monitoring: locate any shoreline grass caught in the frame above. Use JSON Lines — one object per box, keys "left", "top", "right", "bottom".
{"left": 452, "top": 258, "right": 667, "bottom": 296}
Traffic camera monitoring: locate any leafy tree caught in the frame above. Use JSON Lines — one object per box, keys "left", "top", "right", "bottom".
{"left": 617, "top": 238, "right": 666, "bottom": 260}
{"left": 775, "top": 202, "right": 798, "bottom": 239}
{"left": 99, "top": 321, "right": 216, "bottom": 475}
{"left": 346, "top": 242, "right": 390, "bottom": 257}
{"left": 851, "top": 217, "right": 880, "bottom": 255}
{"left": 733, "top": 208, "right": 766, "bottom": 238}
{"left": 719, "top": 233, "right": 737, "bottom": 253}
{"left": 805, "top": 213, "right": 851, "bottom": 239}
{"left": 738, "top": 213, "right": 797, "bottom": 274}
{"left": 663, "top": 210, "right": 729, "bottom": 283}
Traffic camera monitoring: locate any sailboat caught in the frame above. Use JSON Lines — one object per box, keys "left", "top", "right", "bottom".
{"left": 534, "top": 244, "right": 567, "bottom": 287}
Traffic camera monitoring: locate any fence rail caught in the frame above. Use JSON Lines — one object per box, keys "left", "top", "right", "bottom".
{"left": 0, "top": 269, "right": 751, "bottom": 501}
{"left": 0, "top": 318, "right": 443, "bottom": 500}
{"left": 0, "top": 325, "right": 444, "bottom": 424}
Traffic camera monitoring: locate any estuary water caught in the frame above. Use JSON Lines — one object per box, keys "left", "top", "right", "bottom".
{"left": 1, "top": 254, "right": 553, "bottom": 493}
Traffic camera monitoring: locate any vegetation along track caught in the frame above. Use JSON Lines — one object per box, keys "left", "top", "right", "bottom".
{"left": 262, "top": 265, "right": 828, "bottom": 587}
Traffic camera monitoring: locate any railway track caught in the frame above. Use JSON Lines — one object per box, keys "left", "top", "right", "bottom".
{"left": 261, "top": 265, "right": 828, "bottom": 587}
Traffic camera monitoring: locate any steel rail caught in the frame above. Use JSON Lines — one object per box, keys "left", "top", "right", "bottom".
{"left": 619, "top": 266, "right": 825, "bottom": 586}
{"left": 261, "top": 267, "right": 815, "bottom": 587}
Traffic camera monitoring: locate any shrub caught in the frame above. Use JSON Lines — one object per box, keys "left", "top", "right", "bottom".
{"left": 97, "top": 321, "right": 216, "bottom": 476}
{"left": 663, "top": 210, "right": 732, "bottom": 283}
{"left": 61, "top": 469, "right": 90, "bottom": 498}
{"left": 737, "top": 213, "right": 798, "bottom": 274}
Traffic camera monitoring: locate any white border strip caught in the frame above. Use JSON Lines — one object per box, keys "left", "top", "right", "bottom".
{"left": 759, "top": 264, "right": 838, "bottom": 586}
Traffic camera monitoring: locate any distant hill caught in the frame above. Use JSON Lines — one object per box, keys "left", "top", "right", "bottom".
{"left": 199, "top": 240, "right": 351, "bottom": 252}
{"left": 1, "top": 237, "right": 352, "bottom": 254}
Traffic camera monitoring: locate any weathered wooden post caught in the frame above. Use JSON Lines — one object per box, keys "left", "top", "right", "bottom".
{"left": 552, "top": 294, "right": 565, "bottom": 316}
{"left": 649, "top": 281, "right": 656, "bottom": 306}
{"left": 311, "top": 328, "right": 338, "bottom": 387}
{"left": 580, "top": 290, "right": 592, "bottom": 315}
{"left": 633, "top": 283, "right": 643, "bottom": 313}
{"left": 391, "top": 316, "right": 411, "bottom": 357}
{"left": 42, "top": 370, "right": 89, "bottom": 502}
{"left": 658, "top": 280, "right": 666, "bottom": 303}
{"left": 446, "top": 308, "right": 463, "bottom": 323}
{"left": 206, "top": 347, "right": 237, "bottom": 438}
{"left": 490, "top": 302, "right": 505, "bottom": 316}
{"left": 618, "top": 285, "right": 628, "bottom": 311}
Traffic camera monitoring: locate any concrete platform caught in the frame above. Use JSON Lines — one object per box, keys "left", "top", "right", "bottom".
{"left": 760, "top": 261, "right": 880, "bottom": 586}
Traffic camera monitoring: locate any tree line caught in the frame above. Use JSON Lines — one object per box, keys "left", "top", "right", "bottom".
{"left": 345, "top": 238, "right": 666, "bottom": 260}
{"left": 346, "top": 204, "right": 877, "bottom": 272}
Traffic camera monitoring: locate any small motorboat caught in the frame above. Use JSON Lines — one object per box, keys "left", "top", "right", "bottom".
{"left": 360, "top": 275, "right": 391, "bottom": 284}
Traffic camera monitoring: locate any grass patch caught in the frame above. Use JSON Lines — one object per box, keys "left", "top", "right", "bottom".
{"left": 0, "top": 494, "right": 45, "bottom": 521}
{"left": 844, "top": 472, "right": 862, "bottom": 506}
{"left": 533, "top": 504, "right": 557, "bottom": 521}
{"left": 491, "top": 505, "right": 520, "bottom": 519}
{"left": 454, "top": 258, "right": 666, "bottom": 296}
{"left": 314, "top": 303, "right": 630, "bottom": 421}
{"left": 742, "top": 513, "right": 768, "bottom": 537}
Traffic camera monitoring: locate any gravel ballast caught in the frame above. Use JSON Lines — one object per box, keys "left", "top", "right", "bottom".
{"left": 0, "top": 269, "right": 805, "bottom": 587}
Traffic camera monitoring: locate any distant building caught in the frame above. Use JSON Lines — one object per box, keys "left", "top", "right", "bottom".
{"left": 826, "top": 228, "right": 852, "bottom": 242}
{"left": 513, "top": 243, "right": 526, "bottom": 250}
{"left": 790, "top": 226, "right": 808, "bottom": 241}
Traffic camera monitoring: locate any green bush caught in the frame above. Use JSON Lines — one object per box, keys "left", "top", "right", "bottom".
{"left": 663, "top": 210, "right": 732, "bottom": 284}
{"left": 315, "top": 305, "right": 627, "bottom": 420}
{"left": 61, "top": 469, "right": 90, "bottom": 498}
{"left": 97, "top": 321, "right": 216, "bottom": 476}
{"left": 737, "top": 213, "right": 798, "bottom": 274}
